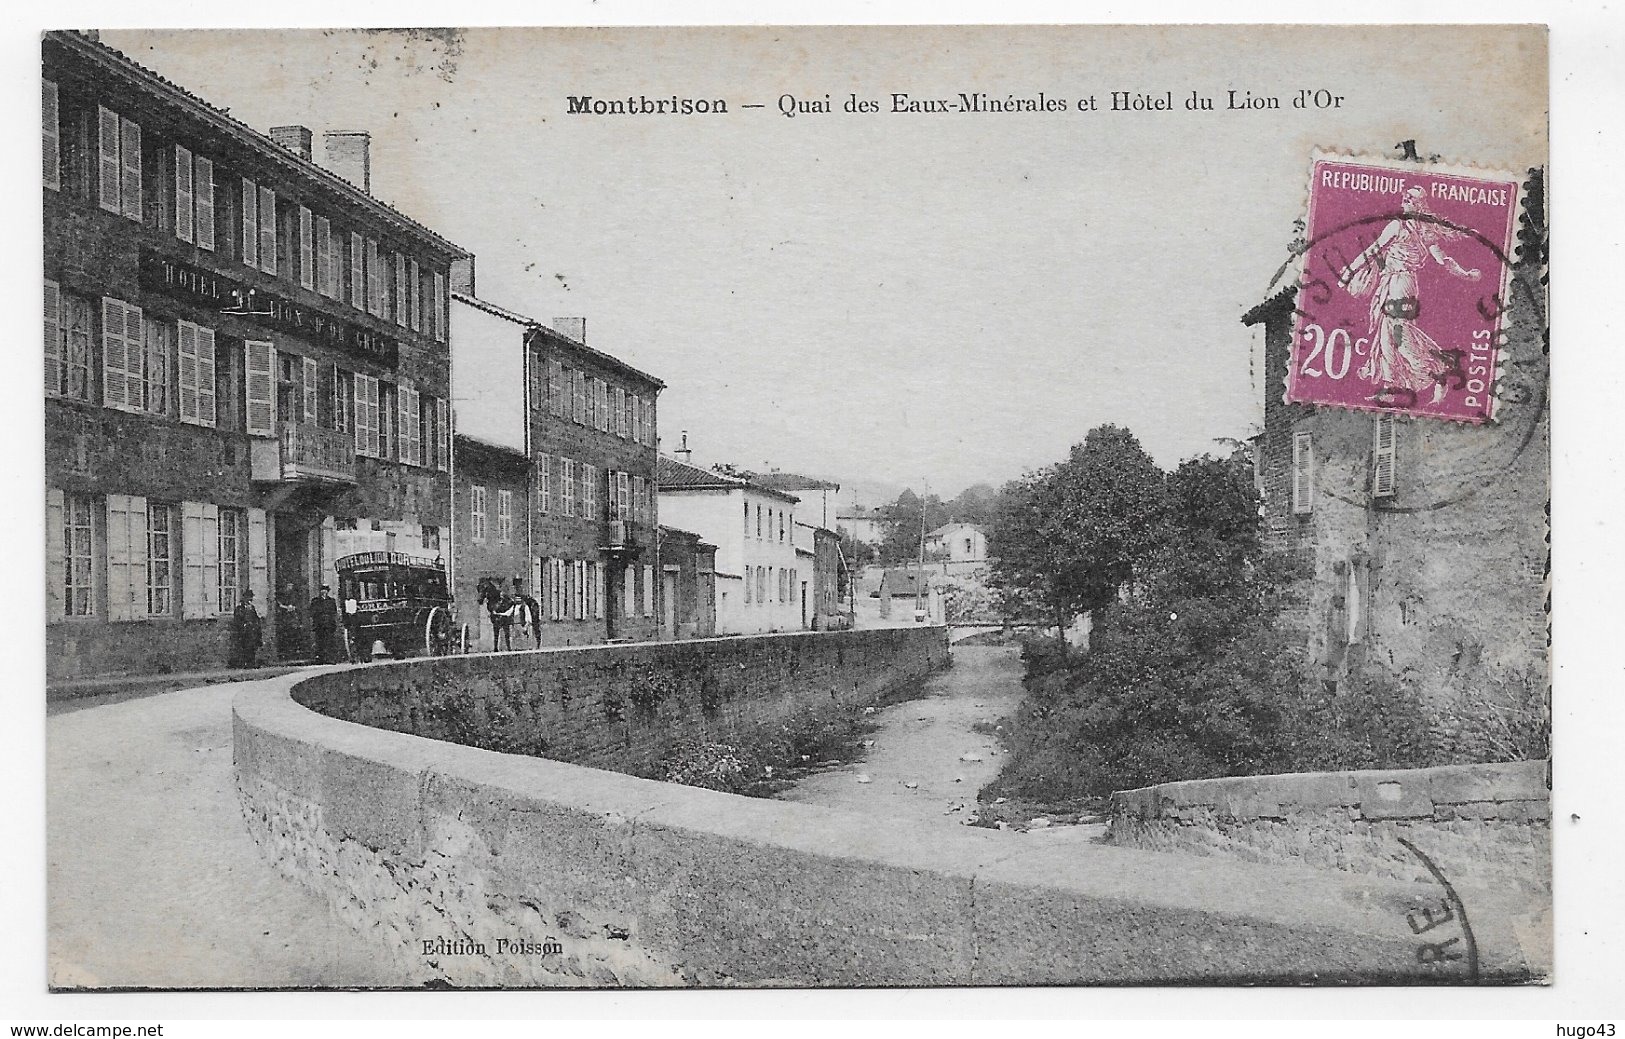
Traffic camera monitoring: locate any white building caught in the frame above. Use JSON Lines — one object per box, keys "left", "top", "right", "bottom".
{"left": 657, "top": 455, "right": 804, "bottom": 634}
{"left": 925, "top": 521, "right": 988, "bottom": 563}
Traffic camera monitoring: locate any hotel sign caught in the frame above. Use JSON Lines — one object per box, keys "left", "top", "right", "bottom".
{"left": 140, "top": 251, "right": 399, "bottom": 367}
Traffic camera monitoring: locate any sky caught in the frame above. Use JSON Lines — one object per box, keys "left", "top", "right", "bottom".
{"left": 102, "top": 25, "right": 1546, "bottom": 501}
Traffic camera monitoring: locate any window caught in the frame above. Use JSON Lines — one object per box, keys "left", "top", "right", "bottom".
{"left": 561, "top": 459, "right": 576, "bottom": 517}
{"left": 332, "top": 366, "right": 352, "bottom": 433}
{"left": 579, "top": 463, "right": 594, "bottom": 520}
{"left": 298, "top": 207, "right": 314, "bottom": 290}
{"left": 744, "top": 566, "right": 752, "bottom": 604}
{"left": 630, "top": 393, "right": 642, "bottom": 444}
{"left": 644, "top": 399, "right": 656, "bottom": 447}
{"left": 549, "top": 361, "right": 565, "bottom": 418}
{"left": 757, "top": 567, "right": 766, "bottom": 605}
{"left": 394, "top": 253, "right": 407, "bottom": 327}
{"left": 378, "top": 382, "right": 397, "bottom": 460}
{"left": 743, "top": 501, "right": 750, "bottom": 536}
{"left": 496, "top": 489, "right": 513, "bottom": 543}
{"left": 1373, "top": 414, "right": 1397, "bottom": 498}
{"left": 631, "top": 477, "right": 644, "bottom": 522}
{"left": 257, "top": 186, "right": 277, "bottom": 275}
{"left": 240, "top": 178, "right": 259, "bottom": 267}
{"left": 422, "top": 525, "right": 441, "bottom": 553}
{"left": 538, "top": 454, "right": 552, "bottom": 513}
{"left": 756, "top": 504, "right": 763, "bottom": 539}
{"left": 43, "top": 81, "right": 59, "bottom": 191}
{"left": 470, "top": 485, "right": 488, "bottom": 542}
{"left": 365, "top": 238, "right": 381, "bottom": 316}
{"left": 100, "top": 296, "right": 144, "bottom": 413}
{"left": 779, "top": 510, "right": 786, "bottom": 543}
{"left": 141, "top": 317, "right": 170, "bottom": 417}
{"left": 97, "top": 106, "right": 141, "bottom": 221}
{"left": 435, "top": 398, "right": 450, "bottom": 473}
{"left": 46, "top": 286, "right": 93, "bottom": 401}
{"left": 218, "top": 507, "right": 242, "bottom": 612}
{"left": 59, "top": 491, "right": 95, "bottom": 617}
{"left": 1291, "top": 430, "right": 1314, "bottom": 515}
{"left": 177, "top": 320, "right": 218, "bottom": 426}
{"left": 615, "top": 387, "right": 627, "bottom": 437}
{"left": 643, "top": 564, "right": 654, "bottom": 617}
{"left": 596, "top": 379, "right": 609, "bottom": 432}
{"left": 146, "top": 502, "right": 175, "bottom": 616}
{"left": 316, "top": 217, "right": 335, "bottom": 297}
{"left": 617, "top": 471, "right": 632, "bottom": 522}
{"left": 584, "top": 375, "right": 597, "bottom": 429}
{"left": 572, "top": 369, "right": 586, "bottom": 425}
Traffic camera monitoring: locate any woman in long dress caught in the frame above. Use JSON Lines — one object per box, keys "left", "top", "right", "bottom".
{"left": 1336, "top": 186, "right": 1481, "bottom": 404}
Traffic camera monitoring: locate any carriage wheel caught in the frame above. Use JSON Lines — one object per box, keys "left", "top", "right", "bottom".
{"left": 424, "top": 607, "right": 454, "bottom": 657}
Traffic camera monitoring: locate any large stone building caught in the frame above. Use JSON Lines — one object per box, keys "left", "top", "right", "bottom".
{"left": 44, "top": 31, "right": 467, "bottom": 679}
{"left": 450, "top": 294, "right": 665, "bottom": 646}
{"left": 1244, "top": 170, "right": 1548, "bottom": 711}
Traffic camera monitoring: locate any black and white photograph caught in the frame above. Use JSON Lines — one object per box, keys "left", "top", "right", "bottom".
{"left": 13, "top": 5, "right": 1619, "bottom": 1024}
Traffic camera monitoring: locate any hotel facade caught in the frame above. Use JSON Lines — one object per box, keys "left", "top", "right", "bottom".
{"left": 43, "top": 30, "right": 469, "bottom": 679}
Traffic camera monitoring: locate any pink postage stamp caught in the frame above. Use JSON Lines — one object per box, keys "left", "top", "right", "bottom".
{"left": 1289, "top": 152, "right": 1523, "bottom": 423}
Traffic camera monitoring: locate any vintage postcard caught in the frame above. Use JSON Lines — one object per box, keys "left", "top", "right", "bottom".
{"left": 40, "top": 24, "right": 1550, "bottom": 990}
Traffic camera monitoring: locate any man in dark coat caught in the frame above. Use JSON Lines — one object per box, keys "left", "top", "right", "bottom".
{"left": 309, "top": 585, "right": 341, "bottom": 663}
{"left": 231, "top": 589, "right": 262, "bottom": 669}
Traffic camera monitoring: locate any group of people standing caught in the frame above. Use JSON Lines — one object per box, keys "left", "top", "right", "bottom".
{"left": 228, "top": 583, "right": 348, "bottom": 669}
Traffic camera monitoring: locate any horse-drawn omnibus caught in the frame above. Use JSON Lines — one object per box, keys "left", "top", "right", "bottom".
{"left": 335, "top": 551, "right": 458, "bottom": 660}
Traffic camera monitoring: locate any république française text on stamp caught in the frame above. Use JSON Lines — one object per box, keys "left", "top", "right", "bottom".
{"left": 1290, "top": 152, "right": 1523, "bottom": 424}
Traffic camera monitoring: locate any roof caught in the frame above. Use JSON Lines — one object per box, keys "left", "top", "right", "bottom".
{"left": 657, "top": 456, "right": 799, "bottom": 503}
{"left": 453, "top": 292, "right": 665, "bottom": 391}
{"left": 658, "top": 525, "right": 718, "bottom": 552}
{"left": 879, "top": 569, "right": 931, "bottom": 595}
{"left": 927, "top": 521, "right": 984, "bottom": 538}
{"left": 753, "top": 472, "right": 841, "bottom": 493}
{"left": 837, "top": 505, "right": 885, "bottom": 520}
{"left": 49, "top": 31, "right": 470, "bottom": 261}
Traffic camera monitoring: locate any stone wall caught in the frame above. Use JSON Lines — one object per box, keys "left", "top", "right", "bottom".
{"left": 291, "top": 627, "right": 950, "bottom": 778}
{"left": 1109, "top": 760, "right": 1550, "bottom": 892}
{"left": 233, "top": 655, "right": 1552, "bottom": 986}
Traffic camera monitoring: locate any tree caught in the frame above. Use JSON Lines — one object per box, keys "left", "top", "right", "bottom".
{"left": 948, "top": 483, "right": 999, "bottom": 526}
{"left": 988, "top": 424, "right": 1168, "bottom": 628}
{"left": 877, "top": 489, "right": 950, "bottom": 566}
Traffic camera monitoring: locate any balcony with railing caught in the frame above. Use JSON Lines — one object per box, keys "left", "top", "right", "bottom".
{"left": 251, "top": 422, "right": 357, "bottom": 485}
{"left": 599, "top": 518, "right": 640, "bottom": 558}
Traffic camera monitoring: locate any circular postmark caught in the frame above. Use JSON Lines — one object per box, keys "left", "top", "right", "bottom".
{"left": 1266, "top": 192, "right": 1547, "bottom": 515}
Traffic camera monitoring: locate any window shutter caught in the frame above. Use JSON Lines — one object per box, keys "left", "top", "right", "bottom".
{"left": 435, "top": 397, "right": 450, "bottom": 472}
{"left": 194, "top": 157, "right": 215, "bottom": 250}
{"left": 106, "top": 493, "right": 149, "bottom": 622}
{"left": 316, "top": 217, "right": 333, "bottom": 296}
{"left": 244, "top": 340, "right": 275, "bottom": 436}
{"left": 241, "top": 178, "right": 258, "bottom": 267}
{"left": 644, "top": 565, "right": 654, "bottom": 617}
{"left": 630, "top": 394, "right": 641, "bottom": 444}
{"left": 195, "top": 327, "right": 216, "bottom": 427}
{"left": 298, "top": 207, "right": 314, "bottom": 290}
{"left": 366, "top": 239, "right": 380, "bottom": 316}
{"left": 43, "top": 80, "right": 60, "bottom": 191}
{"left": 97, "top": 106, "right": 121, "bottom": 213}
{"left": 434, "top": 272, "right": 447, "bottom": 341}
{"left": 1292, "top": 430, "right": 1314, "bottom": 515}
{"left": 119, "top": 118, "right": 142, "bottom": 221}
{"left": 348, "top": 232, "right": 363, "bottom": 308}
{"left": 595, "top": 563, "right": 605, "bottom": 620}
{"left": 182, "top": 502, "right": 205, "bottom": 619}
{"left": 409, "top": 259, "right": 421, "bottom": 331}
{"left": 247, "top": 508, "right": 270, "bottom": 612}
{"left": 174, "top": 145, "right": 194, "bottom": 243}
{"left": 257, "top": 187, "right": 277, "bottom": 274}
{"left": 1373, "top": 415, "right": 1398, "bottom": 498}
{"left": 177, "top": 320, "right": 199, "bottom": 423}
{"left": 101, "top": 298, "right": 142, "bottom": 412}
{"left": 201, "top": 503, "right": 220, "bottom": 618}
{"left": 46, "top": 488, "right": 65, "bottom": 619}
{"left": 396, "top": 383, "right": 412, "bottom": 464}
{"left": 44, "top": 281, "right": 61, "bottom": 395}
{"left": 395, "top": 253, "right": 407, "bottom": 326}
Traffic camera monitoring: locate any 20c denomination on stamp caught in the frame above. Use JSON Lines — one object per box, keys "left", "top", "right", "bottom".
{"left": 1290, "top": 151, "right": 1523, "bottom": 424}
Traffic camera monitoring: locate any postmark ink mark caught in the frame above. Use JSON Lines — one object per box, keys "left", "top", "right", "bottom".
{"left": 1397, "top": 835, "right": 1480, "bottom": 983}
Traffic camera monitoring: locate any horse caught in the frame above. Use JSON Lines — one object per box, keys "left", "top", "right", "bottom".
{"left": 476, "top": 579, "right": 517, "bottom": 652}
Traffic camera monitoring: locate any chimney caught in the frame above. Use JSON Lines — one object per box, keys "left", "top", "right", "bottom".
{"left": 270, "top": 125, "right": 313, "bottom": 161}
{"left": 676, "top": 431, "right": 692, "bottom": 464}
{"left": 323, "top": 131, "right": 371, "bottom": 192}
{"left": 552, "top": 317, "right": 586, "bottom": 343}
{"left": 450, "top": 257, "right": 476, "bottom": 296}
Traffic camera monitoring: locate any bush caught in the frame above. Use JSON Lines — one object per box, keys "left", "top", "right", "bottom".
{"left": 661, "top": 736, "right": 767, "bottom": 794}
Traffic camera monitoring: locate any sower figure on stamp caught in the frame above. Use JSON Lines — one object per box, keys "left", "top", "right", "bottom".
{"left": 1337, "top": 185, "right": 1482, "bottom": 404}
{"left": 309, "top": 584, "right": 341, "bottom": 663}
{"left": 231, "top": 589, "right": 262, "bottom": 669}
